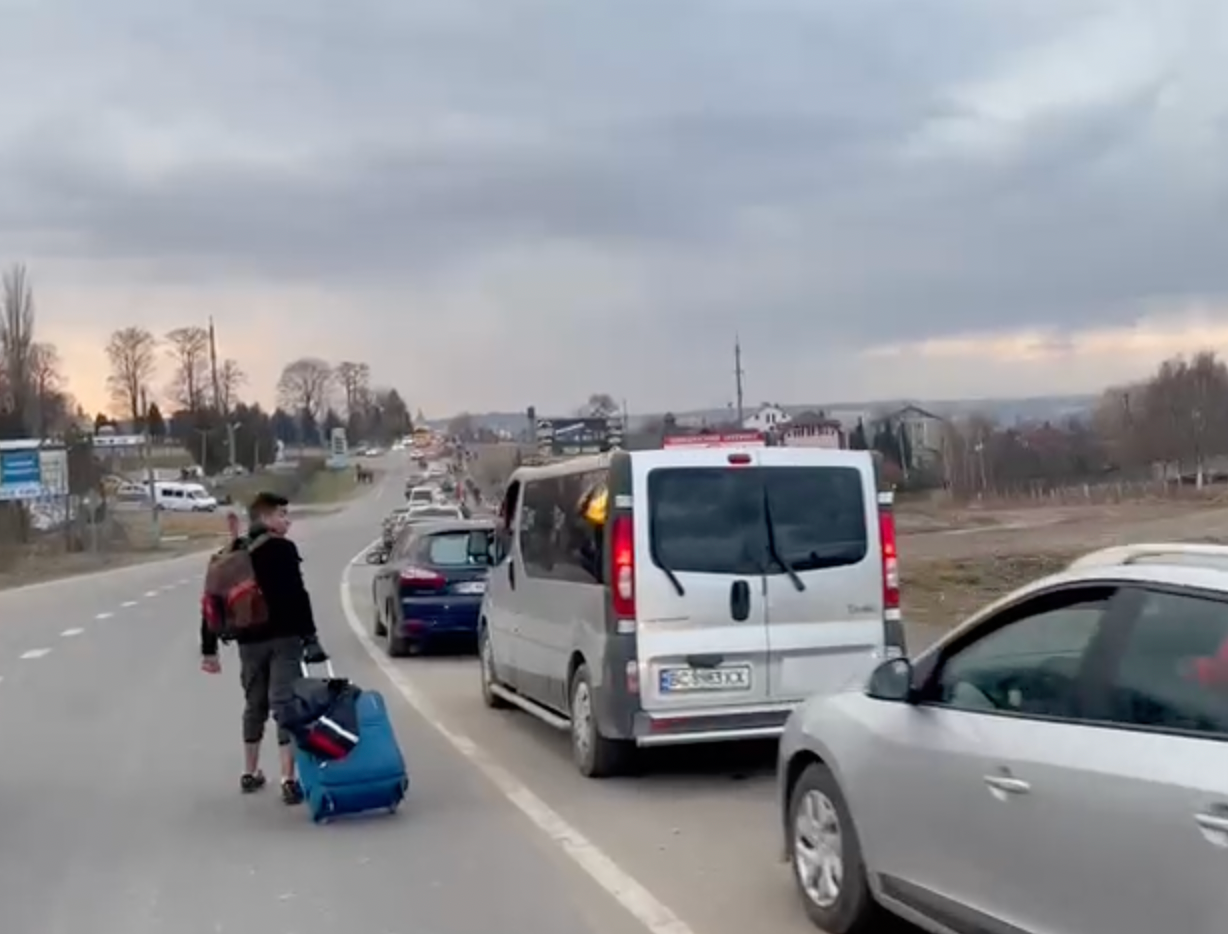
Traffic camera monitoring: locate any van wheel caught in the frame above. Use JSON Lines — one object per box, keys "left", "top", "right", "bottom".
{"left": 788, "top": 762, "right": 881, "bottom": 933}
{"left": 570, "top": 664, "right": 629, "bottom": 778}
{"left": 479, "top": 625, "right": 510, "bottom": 709}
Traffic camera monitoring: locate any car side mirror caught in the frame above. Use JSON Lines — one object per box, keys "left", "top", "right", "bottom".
{"left": 866, "top": 657, "right": 915, "bottom": 703}
{"left": 366, "top": 547, "right": 389, "bottom": 565}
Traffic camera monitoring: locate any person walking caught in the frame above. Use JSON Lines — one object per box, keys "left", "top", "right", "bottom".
{"left": 200, "top": 492, "right": 328, "bottom": 805}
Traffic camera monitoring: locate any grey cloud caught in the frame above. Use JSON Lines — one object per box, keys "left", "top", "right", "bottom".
{"left": 2, "top": 0, "right": 1227, "bottom": 410}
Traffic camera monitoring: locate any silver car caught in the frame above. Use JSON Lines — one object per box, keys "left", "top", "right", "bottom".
{"left": 778, "top": 543, "right": 1228, "bottom": 934}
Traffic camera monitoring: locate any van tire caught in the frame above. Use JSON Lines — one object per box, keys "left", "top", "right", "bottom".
{"left": 373, "top": 598, "right": 387, "bottom": 637}
{"left": 570, "top": 664, "right": 629, "bottom": 778}
{"left": 479, "top": 624, "right": 510, "bottom": 709}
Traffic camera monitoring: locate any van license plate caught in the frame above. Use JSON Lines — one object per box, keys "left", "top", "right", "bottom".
{"left": 659, "top": 665, "right": 752, "bottom": 693}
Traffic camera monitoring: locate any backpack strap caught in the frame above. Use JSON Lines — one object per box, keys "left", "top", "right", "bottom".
{"left": 245, "top": 533, "right": 272, "bottom": 553}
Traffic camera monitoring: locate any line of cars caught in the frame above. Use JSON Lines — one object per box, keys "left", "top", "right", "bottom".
{"left": 364, "top": 470, "right": 493, "bottom": 656}
{"left": 365, "top": 444, "right": 1228, "bottom": 933}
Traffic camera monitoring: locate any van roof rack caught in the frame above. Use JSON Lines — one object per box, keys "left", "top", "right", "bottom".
{"left": 1068, "top": 543, "right": 1228, "bottom": 571}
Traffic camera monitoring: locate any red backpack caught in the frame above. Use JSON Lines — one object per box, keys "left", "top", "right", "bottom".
{"left": 201, "top": 535, "right": 271, "bottom": 637}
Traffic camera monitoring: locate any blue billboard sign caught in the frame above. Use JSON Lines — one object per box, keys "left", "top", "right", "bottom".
{"left": 0, "top": 444, "right": 67, "bottom": 501}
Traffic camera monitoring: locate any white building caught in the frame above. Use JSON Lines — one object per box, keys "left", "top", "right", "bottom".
{"left": 743, "top": 403, "right": 791, "bottom": 433}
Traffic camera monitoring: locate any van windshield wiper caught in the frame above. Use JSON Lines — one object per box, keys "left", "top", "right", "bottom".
{"left": 659, "top": 560, "right": 685, "bottom": 597}
{"left": 763, "top": 488, "right": 805, "bottom": 592}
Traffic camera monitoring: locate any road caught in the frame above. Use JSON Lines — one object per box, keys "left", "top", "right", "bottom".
{"left": 0, "top": 473, "right": 646, "bottom": 934}
{"left": 0, "top": 461, "right": 941, "bottom": 934}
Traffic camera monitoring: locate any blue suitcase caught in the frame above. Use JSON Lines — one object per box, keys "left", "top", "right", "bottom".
{"left": 295, "top": 686, "right": 409, "bottom": 823}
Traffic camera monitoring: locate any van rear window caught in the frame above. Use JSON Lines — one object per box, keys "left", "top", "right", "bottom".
{"left": 648, "top": 467, "right": 867, "bottom": 576}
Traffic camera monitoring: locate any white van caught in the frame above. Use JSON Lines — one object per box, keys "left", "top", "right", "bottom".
{"left": 151, "top": 481, "right": 218, "bottom": 512}
{"left": 475, "top": 446, "right": 903, "bottom": 777}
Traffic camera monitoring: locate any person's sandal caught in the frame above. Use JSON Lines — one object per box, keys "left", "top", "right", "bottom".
{"left": 240, "top": 771, "right": 267, "bottom": 794}
{"left": 281, "top": 778, "right": 304, "bottom": 806}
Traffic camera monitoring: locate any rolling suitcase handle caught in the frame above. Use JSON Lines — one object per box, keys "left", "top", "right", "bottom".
{"left": 301, "top": 659, "right": 337, "bottom": 679}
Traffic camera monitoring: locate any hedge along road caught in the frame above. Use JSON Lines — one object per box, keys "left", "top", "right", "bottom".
{"left": 0, "top": 463, "right": 648, "bottom": 934}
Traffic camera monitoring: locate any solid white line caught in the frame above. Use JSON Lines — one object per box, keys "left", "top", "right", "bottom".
{"left": 20, "top": 648, "right": 51, "bottom": 660}
{"left": 96, "top": 612, "right": 114, "bottom": 620}
{"left": 339, "top": 538, "right": 695, "bottom": 934}
{"left": 60, "top": 628, "right": 84, "bottom": 638}
{"left": 122, "top": 601, "right": 138, "bottom": 608}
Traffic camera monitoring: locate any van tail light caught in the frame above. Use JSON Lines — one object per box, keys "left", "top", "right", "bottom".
{"left": 625, "top": 660, "right": 640, "bottom": 694}
{"left": 878, "top": 491, "right": 907, "bottom": 655}
{"left": 399, "top": 566, "right": 445, "bottom": 590}
{"left": 611, "top": 514, "right": 636, "bottom": 619}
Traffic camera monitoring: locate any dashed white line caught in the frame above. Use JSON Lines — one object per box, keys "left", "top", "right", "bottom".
{"left": 20, "top": 648, "right": 51, "bottom": 660}
{"left": 96, "top": 612, "right": 114, "bottom": 620}
{"left": 121, "top": 601, "right": 138, "bottom": 608}
{"left": 60, "top": 628, "right": 84, "bottom": 638}
{"left": 339, "top": 539, "right": 696, "bottom": 934}
{"left": 143, "top": 590, "right": 159, "bottom": 598}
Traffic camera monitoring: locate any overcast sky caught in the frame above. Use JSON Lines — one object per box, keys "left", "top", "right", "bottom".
{"left": 2, "top": 0, "right": 1226, "bottom": 418}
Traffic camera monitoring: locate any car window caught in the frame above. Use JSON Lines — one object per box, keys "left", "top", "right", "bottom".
{"left": 764, "top": 467, "right": 867, "bottom": 573}
{"left": 933, "top": 588, "right": 1113, "bottom": 719}
{"left": 1103, "top": 589, "right": 1228, "bottom": 736}
{"left": 648, "top": 468, "right": 766, "bottom": 576}
{"left": 427, "top": 531, "right": 490, "bottom": 567}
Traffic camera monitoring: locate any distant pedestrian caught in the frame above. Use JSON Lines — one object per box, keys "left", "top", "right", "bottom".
{"left": 200, "top": 492, "right": 328, "bottom": 805}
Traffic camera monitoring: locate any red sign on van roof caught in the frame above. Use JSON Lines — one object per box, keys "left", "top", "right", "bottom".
{"left": 662, "top": 432, "right": 766, "bottom": 449}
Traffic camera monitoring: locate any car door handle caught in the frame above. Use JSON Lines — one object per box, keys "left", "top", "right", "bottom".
{"left": 983, "top": 775, "right": 1031, "bottom": 796}
{"left": 1195, "top": 812, "right": 1228, "bottom": 834}
{"left": 508, "top": 560, "right": 517, "bottom": 590}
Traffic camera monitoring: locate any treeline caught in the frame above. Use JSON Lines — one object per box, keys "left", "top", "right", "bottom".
{"left": 99, "top": 330, "right": 413, "bottom": 474}
{"left": 864, "top": 351, "right": 1228, "bottom": 498}
{"left": 0, "top": 264, "right": 78, "bottom": 441}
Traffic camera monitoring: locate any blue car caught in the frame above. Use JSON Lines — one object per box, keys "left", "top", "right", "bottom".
{"left": 371, "top": 519, "right": 495, "bottom": 656}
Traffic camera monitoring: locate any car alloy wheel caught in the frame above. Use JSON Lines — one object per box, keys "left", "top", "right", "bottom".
{"left": 794, "top": 788, "right": 844, "bottom": 909}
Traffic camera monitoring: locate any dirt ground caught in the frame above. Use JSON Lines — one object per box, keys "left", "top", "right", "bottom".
{"left": 900, "top": 495, "right": 1228, "bottom": 630}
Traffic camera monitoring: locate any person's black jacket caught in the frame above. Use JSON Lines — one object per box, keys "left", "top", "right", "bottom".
{"left": 200, "top": 528, "right": 318, "bottom": 656}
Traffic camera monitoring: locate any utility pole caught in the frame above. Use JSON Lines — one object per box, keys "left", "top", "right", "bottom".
{"left": 733, "top": 334, "right": 745, "bottom": 427}
{"left": 141, "top": 386, "right": 161, "bottom": 546}
{"left": 208, "top": 316, "right": 222, "bottom": 412}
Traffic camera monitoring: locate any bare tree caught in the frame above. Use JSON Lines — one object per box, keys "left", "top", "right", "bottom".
{"left": 217, "top": 358, "right": 246, "bottom": 413}
{"left": 582, "top": 393, "right": 619, "bottom": 418}
{"left": 335, "top": 361, "right": 372, "bottom": 416}
{"left": 1, "top": 263, "right": 36, "bottom": 430}
{"left": 277, "top": 357, "right": 333, "bottom": 433}
{"left": 165, "top": 326, "right": 211, "bottom": 412}
{"left": 28, "top": 342, "right": 63, "bottom": 438}
{"left": 105, "top": 326, "right": 158, "bottom": 425}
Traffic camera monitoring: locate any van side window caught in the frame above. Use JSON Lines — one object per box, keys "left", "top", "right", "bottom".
{"left": 520, "top": 479, "right": 558, "bottom": 577}
{"left": 519, "top": 472, "right": 607, "bottom": 585}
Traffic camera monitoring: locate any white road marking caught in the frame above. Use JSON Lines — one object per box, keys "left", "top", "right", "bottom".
{"left": 60, "top": 628, "right": 84, "bottom": 638}
{"left": 144, "top": 590, "right": 159, "bottom": 598}
{"left": 122, "top": 601, "right": 138, "bottom": 608}
{"left": 20, "top": 648, "right": 51, "bottom": 660}
{"left": 96, "top": 612, "right": 114, "bottom": 620}
{"left": 339, "top": 538, "right": 696, "bottom": 934}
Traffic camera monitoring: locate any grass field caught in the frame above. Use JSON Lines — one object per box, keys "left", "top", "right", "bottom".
{"left": 899, "top": 494, "right": 1228, "bottom": 630}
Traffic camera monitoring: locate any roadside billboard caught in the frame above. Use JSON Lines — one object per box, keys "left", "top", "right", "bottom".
{"left": 536, "top": 416, "right": 624, "bottom": 457}
{"left": 0, "top": 442, "right": 69, "bottom": 501}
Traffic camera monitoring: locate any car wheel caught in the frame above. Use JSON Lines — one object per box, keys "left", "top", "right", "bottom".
{"left": 788, "top": 762, "right": 881, "bottom": 933}
{"left": 479, "top": 624, "right": 510, "bottom": 709}
{"left": 385, "top": 602, "right": 411, "bottom": 657}
{"left": 569, "top": 663, "right": 630, "bottom": 778}
{"left": 372, "top": 598, "right": 387, "bottom": 638}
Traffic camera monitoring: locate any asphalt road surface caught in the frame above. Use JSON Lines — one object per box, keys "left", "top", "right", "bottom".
{"left": 0, "top": 471, "right": 647, "bottom": 934}
{"left": 0, "top": 459, "right": 940, "bottom": 934}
